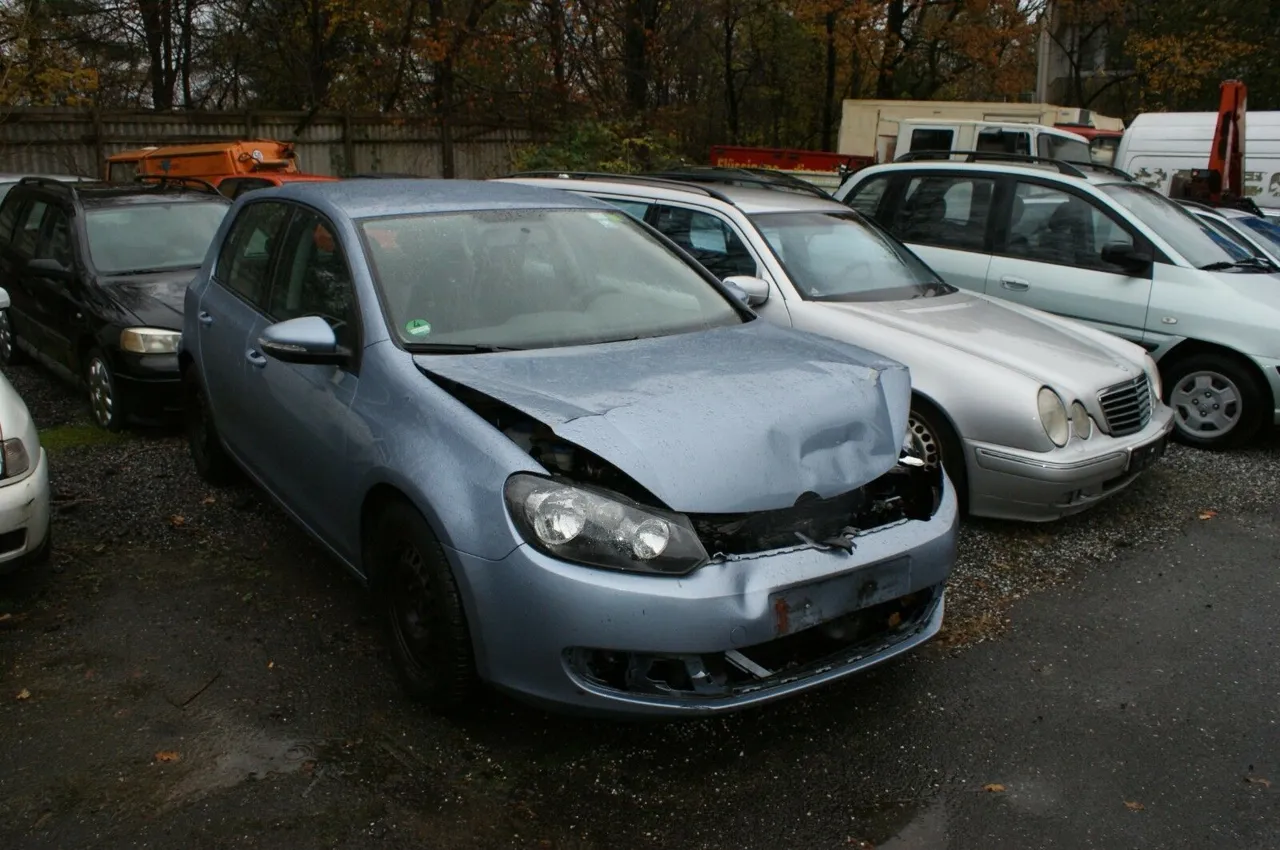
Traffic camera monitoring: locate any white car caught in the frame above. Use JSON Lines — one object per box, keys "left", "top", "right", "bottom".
{"left": 0, "top": 287, "right": 49, "bottom": 573}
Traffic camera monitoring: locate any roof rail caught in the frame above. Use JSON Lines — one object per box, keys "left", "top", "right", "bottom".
{"left": 893, "top": 150, "right": 1090, "bottom": 179}
{"left": 643, "top": 167, "right": 834, "bottom": 199}
{"left": 134, "top": 174, "right": 220, "bottom": 195}
{"left": 504, "top": 170, "right": 736, "bottom": 204}
{"left": 1081, "top": 162, "right": 1136, "bottom": 180}
{"left": 17, "top": 176, "right": 82, "bottom": 195}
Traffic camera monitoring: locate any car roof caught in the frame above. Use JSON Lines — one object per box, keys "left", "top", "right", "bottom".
{"left": 498, "top": 175, "right": 851, "bottom": 215}
{"left": 256, "top": 178, "right": 615, "bottom": 219}
{"left": 0, "top": 173, "right": 90, "bottom": 183}
{"left": 854, "top": 159, "right": 1129, "bottom": 188}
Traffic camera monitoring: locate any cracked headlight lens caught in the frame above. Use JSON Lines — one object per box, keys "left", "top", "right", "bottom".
{"left": 505, "top": 474, "right": 708, "bottom": 574}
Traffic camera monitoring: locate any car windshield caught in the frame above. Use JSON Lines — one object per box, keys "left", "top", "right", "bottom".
{"left": 1236, "top": 214, "right": 1280, "bottom": 256}
{"left": 360, "top": 208, "right": 744, "bottom": 350}
{"left": 750, "top": 211, "right": 952, "bottom": 302}
{"left": 1101, "top": 184, "right": 1255, "bottom": 270}
{"left": 85, "top": 202, "right": 229, "bottom": 274}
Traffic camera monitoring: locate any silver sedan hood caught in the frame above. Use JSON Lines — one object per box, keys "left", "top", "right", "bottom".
{"left": 824, "top": 291, "right": 1142, "bottom": 392}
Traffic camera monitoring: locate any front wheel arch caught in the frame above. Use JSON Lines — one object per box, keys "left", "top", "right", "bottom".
{"left": 908, "top": 393, "right": 968, "bottom": 514}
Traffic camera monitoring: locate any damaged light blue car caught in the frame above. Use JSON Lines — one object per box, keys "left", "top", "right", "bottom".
{"left": 179, "top": 180, "right": 958, "bottom": 717}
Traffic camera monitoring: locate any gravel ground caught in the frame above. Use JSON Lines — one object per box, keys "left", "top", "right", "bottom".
{"left": 7, "top": 360, "right": 1278, "bottom": 648}
{"left": 2, "top": 361, "right": 1278, "bottom": 849}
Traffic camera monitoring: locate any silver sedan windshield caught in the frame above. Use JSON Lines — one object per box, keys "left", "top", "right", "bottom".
{"left": 752, "top": 211, "right": 950, "bottom": 302}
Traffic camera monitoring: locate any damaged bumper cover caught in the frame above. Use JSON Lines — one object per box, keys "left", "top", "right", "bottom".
{"left": 450, "top": 474, "right": 957, "bottom": 717}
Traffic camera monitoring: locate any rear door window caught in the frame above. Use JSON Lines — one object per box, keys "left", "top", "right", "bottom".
{"left": 891, "top": 174, "right": 996, "bottom": 252}
{"left": 12, "top": 199, "right": 49, "bottom": 258}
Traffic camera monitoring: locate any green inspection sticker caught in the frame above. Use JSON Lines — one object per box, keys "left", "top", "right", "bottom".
{"left": 405, "top": 319, "right": 432, "bottom": 337}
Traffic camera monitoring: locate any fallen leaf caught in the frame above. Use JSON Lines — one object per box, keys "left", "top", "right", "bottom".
{"left": 202, "top": 496, "right": 216, "bottom": 505}
{"left": 1198, "top": 509, "right": 1218, "bottom": 520}
{"left": 92, "top": 544, "right": 105, "bottom": 553}
{"left": 1124, "top": 801, "right": 1145, "bottom": 811}
{"left": 1245, "top": 776, "right": 1272, "bottom": 789}
{"left": 982, "top": 783, "right": 1006, "bottom": 793}
{"left": 154, "top": 750, "right": 181, "bottom": 763}
{"left": 15, "top": 688, "right": 30, "bottom": 700}
{"left": 0, "top": 612, "right": 11, "bottom": 623}
{"left": 169, "top": 515, "right": 185, "bottom": 528}
{"left": 267, "top": 661, "right": 274, "bottom": 669}
{"left": 887, "top": 611, "right": 902, "bottom": 629}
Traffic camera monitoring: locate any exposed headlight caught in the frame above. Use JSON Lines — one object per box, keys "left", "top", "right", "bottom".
{"left": 1069, "top": 401, "right": 1091, "bottom": 440}
{"left": 505, "top": 474, "right": 708, "bottom": 575}
{"left": 1037, "top": 387, "right": 1069, "bottom": 447}
{"left": 120, "top": 327, "right": 181, "bottom": 354}
{"left": 1143, "top": 354, "right": 1163, "bottom": 400}
{"left": 1, "top": 437, "right": 29, "bottom": 479}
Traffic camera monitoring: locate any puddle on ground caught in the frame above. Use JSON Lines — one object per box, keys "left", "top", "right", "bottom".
{"left": 161, "top": 715, "right": 324, "bottom": 809}
{"left": 849, "top": 795, "right": 949, "bottom": 849}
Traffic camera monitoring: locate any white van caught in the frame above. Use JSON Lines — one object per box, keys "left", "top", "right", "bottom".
{"left": 881, "top": 119, "right": 1092, "bottom": 165}
{"left": 1115, "top": 112, "right": 1280, "bottom": 213}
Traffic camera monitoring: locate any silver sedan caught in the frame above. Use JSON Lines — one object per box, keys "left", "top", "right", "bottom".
{"left": 502, "top": 176, "right": 1175, "bottom": 522}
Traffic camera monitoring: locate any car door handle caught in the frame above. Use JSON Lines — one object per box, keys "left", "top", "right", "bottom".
{"left": 1000, "top": 276, "right": 1030, "bottom": 291}
{"left": 198, "top": 311, "right": 214, "bottom": 327}
{"left": 245, "top": 349, "right": 267, "bottom": 369}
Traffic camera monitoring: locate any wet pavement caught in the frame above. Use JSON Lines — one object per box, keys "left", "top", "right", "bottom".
{"left": 1, "top": 364, "right": 1278, "bottom": 849}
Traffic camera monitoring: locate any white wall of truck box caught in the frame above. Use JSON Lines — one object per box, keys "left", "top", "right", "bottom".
{"left": 1115, "top": 111, "right": 1280, "bottom": 210}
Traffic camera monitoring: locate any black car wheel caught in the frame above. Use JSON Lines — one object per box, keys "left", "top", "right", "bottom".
{"left": 370, "top": 499, "right": 477, "bottom": 712}
{"left": 1163, "top": 353, "right": 1265, "bottom": 449}
{"left": 0, "top": 310, "right": 26, "bottom": 366}
{"left": 85, "top": 349, "right": 126, "bottom": 431}
{"left": 183, "top": 368, "right": 239, "bottom": 485}
{"left": 908, "top": 401, "right": 967, "bottom": 513}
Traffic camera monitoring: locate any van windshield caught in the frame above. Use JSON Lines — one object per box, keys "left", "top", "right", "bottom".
{"left": 1100, "top": 184, "right": 1265, "bottom": 271}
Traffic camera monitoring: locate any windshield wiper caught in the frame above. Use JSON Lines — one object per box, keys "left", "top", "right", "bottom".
{"left": 404, "top": 342, "right": 521, "bottom": 354}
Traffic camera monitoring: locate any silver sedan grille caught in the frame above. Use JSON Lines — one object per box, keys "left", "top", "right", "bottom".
{"left": 1098, "top": 374, "right": 1152, "bottom": 437}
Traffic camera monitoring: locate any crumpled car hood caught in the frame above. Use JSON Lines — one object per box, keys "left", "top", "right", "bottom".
{"left": 415, "top": 322, "right": 910, "bottom": 514}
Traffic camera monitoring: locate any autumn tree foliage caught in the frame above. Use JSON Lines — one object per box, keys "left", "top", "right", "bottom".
{"left": 4, "top": 0, "right": 1280, "bottom": 167}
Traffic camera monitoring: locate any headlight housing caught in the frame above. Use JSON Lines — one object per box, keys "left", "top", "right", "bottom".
{"left": 1037, "top": 387, "right": 1069, "bottom": 447}
{"left": 504, "top": 474, "right": 708, "bottom": 575}
{"left": 1, "top": 437, "right": 29, "bottom": 479}
{"left": 1069, "top": 400, "right": 1091, "bottom": 440}
{"left": 1143, "top": 354, "right": 1163, "bottom": 401}
{"left": 120, "top": 327, "right": 181, "bottom": 354}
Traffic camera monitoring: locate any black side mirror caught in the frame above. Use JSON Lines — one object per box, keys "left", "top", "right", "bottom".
{"left": 1100, "top": 242, "right": 1152, "bottom": 274}
{"left": 27, "top": 257, "right": 71, "bottom": 278}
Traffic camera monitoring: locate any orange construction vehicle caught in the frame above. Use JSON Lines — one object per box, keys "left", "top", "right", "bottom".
{"left": 1168, "top": 80, "right": 1263, "bottom": 214}
{"left": 103, "top": 140, "right": 336, "bottom": 198}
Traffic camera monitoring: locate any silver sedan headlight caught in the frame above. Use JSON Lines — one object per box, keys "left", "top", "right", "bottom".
{"left": 1069, "top": 401, "right": 1091, "bottom": 440}
{"left": 120, "top": 327, "right": 181, "bottom": 354}
{"left": 1038, "top": 387, "right": 1069, "bottom": 447}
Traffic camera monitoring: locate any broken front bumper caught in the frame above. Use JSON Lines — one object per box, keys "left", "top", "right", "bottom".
{"left": 449, "top": 478, "right": 957, "bottom": 717}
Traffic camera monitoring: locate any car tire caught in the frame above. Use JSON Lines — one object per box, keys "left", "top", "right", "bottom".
{"left": 0, "top": 309, "right": 26, "bottom": 366}
{"left": 85, "top": 348, "right": 126, "bottom": 431}
{"left": 908, "top": 401, "right": 968, "bottom": 513}
{"left": 371, "top": 499, "right": 477, "bottom": 712}
{"left": 1163, "top": 353, "right": 1265, "bottom": 449}
{"left": 183, "top": 368, "right": 239, "bottom": 485}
